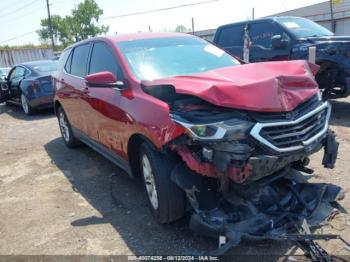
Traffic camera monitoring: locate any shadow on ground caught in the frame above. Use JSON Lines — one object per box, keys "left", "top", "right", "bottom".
{"left": 0, "top": 103, "right": 54, "bottom": 121}
{"left": 44, "top": 137, "right": 295, "bottom": 259}
{"left": 330, "top": 100, "right": 350, "bottom": 128}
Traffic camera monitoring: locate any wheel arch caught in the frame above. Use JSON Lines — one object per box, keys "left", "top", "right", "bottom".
{"left": 54, "top": 100, "right": 62, "bottom": 116}
{"left": 316, "top": 59, "right": 343, "bottom": 72}
{"left": 127, "top": 133, "right": 158, "bottom": 179}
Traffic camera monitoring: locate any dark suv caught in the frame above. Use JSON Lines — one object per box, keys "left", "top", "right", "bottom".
{"left": 213, "top": 16, "right": 350, "bottom": 99}
{"left": 53, "top": 33, "right": 341, "bottom": 253}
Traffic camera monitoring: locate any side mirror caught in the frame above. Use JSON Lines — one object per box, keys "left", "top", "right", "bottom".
{"left": 271, "top": 35, "right": 288, "bottom": 49}
{"left": 85, "top": 71, "right": 124, "bottom": 88}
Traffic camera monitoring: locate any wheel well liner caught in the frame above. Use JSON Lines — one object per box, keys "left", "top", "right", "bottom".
{"left": 54, "top": 100, "right": 61, "bottom": 116}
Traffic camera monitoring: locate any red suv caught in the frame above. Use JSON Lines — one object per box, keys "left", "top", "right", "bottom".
{"left": 53, "top": 33, "right": 340, "bottom": 249}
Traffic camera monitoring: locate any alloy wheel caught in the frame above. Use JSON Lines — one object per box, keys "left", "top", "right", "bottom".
{"left": 142, "top": 154, "right": 159, "bottom": 210}
{"left": 59, "top": 111, "right": 70, "bottom": 143}
{"left": 21, "top": 94, "right": 29, "bottom": 114}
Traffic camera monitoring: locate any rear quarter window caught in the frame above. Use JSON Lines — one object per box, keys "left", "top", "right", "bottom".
{"left": 216, "top": 25, "right": 244, "bottom": 47}
{"left": 58, "top": 49, "right": 71, "bottom": 73}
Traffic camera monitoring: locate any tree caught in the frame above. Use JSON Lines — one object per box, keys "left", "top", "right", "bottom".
{"left": 175, "top": 25, "right": 189, "bottom": 33}
{"left": 37, "top": 0, "right": 109, "bottom": 48}
{"left": 37, "top": 15, "right": 63, "bottom": 45}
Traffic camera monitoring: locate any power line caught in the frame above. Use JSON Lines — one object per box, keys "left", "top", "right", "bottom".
{"left": 0, "top": 0, "right": 39, "bottom": 20}
{"left": 101, "top": 0, "right": 220, "bottom": 20}
{"left": 0, "top": 31, "right": 37, "bottom": 45}
{"left": 1, "top": 0, "right": 220, "bottom": 45}
{"left": 0, "top": 5, "right": 42, "bottom": 25}
{"left": 0, "top": 0, "right": 33, "bottom": 14}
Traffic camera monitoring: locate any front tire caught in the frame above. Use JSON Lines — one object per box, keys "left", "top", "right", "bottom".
{"left": 140, "top": 143, "right": 186, "bottom": 224}
{"left": 57, "top": 106, "right": 80, "bottom": 148}
{"left": 20, "top": 93, "right": 33, "bottom": 115}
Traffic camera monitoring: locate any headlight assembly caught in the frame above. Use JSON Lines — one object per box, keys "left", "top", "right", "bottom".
{"left": 173, "top": 118, "right": 254, "bottom": 141}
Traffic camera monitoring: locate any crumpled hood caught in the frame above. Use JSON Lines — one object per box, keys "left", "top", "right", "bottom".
{"left": 142, "top": 60, "right": 319, "bottom": 112}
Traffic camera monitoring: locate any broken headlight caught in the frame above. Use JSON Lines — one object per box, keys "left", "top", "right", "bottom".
{"left": 173, "top": 118, "right": 254, "bottom": 141}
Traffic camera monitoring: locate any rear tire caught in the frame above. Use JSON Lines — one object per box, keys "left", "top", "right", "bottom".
{"left": 20, "top": 93, "right": 34, "bottom": 115}
{"left": 57, "top": 106, "right": 81, "bottom": 148}
{"left": 140, "top": 142, "right": 186, "bottom": 224}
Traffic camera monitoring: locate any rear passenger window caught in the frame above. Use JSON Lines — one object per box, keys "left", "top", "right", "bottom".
{"left": 70, "top": 44, "right": 90, "bottom": 77}
{"left": 89, "top": 42, "right": 124, "bottom": 81}
{"left": 217, "top": 25, "right": 244, "bottom": 47}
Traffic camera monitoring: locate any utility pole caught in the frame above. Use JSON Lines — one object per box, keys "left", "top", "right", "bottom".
{"left": 191, "top": 17, "right": 195, "bottom": 35}
{"left": 252, "top": 7, "right": 255, "bottom": 20}
{"left": 329, "top": 0, "right": 336, "bottom": 33}
{"left": 46, "top": 0, "right": 55, "bottom": 50}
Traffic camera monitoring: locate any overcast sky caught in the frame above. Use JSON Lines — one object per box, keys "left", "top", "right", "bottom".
{"left": 0, "top": 0, "right": 326, "bottom": 46}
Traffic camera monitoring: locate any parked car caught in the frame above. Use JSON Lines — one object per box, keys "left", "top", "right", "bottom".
{"left": 53, "top": 33, "right": 341, "bottom": 254}
{"left": 213, "top": 16, "right": 350, "bottom": 99}
{"left": 0, "top": 60, "right": 58, "bottom": 114}
{"left": 0, "top": 67, "right": 11, "bottom": 80}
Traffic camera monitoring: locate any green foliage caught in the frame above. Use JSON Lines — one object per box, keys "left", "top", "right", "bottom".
{"left": 37, "top": 0, "right": 109, "bottom": 47}
{"left": 175, "top": 25, "right": 189, "bottom": 33}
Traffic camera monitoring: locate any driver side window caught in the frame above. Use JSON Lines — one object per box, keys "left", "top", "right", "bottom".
{"left": 9, "top": 67, "right": 26, "bottom": 81}
{"left": 89, "top": 42, "right": 124, "bottom": 82}
{"left": 250, "top": 22, "right": 288, "bottom": 48}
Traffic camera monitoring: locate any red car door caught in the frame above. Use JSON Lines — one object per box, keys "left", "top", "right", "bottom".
{"left": 58, "top": 43, "right": 91, "bottom": 132}
{"left": 81, "top": 41, "right": 128, "bottom": 157}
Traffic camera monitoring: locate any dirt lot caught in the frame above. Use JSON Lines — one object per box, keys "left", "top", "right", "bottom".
{"left": 1, "top": 98, "right": 350, "bottom": 259}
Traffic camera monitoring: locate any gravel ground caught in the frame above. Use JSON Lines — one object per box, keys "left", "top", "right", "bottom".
{"left": 0, "top": 98, "right": 350, "bottom": 260}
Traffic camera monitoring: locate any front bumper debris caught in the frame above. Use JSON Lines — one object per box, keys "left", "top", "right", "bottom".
{"left": 322, "top": 130, "right": 339, "bottom": 168}
{"left": 171, "top": 163, "right": 347, "bottom": 259}
{"left": 174, "top": 129, "right": 338, "bottom": 184}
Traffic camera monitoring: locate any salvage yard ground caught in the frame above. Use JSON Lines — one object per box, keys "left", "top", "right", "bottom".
{"left": 1, "top": 99, "right": 350, "bottom": 258}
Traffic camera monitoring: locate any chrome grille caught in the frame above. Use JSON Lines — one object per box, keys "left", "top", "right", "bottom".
{"left": 250, "top": 102, "right": 331, "bottom": 152}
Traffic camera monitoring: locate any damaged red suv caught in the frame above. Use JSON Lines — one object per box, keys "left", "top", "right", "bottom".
{"left": 53, "top": 33, "right": 342, "bottom": 254}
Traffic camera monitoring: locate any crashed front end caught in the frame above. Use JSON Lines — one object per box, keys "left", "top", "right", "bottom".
{"left": 143, "top": 60, "right": 344, "bottom": 257}
{"left": 170, "top": 94, "right": 337, "bottom": 185}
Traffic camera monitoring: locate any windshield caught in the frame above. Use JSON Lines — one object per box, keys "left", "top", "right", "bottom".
{"left": 32, "top": 61, "right": 58, "bottom": 73}
{"left": 117, "top": 37, "right": 240, "bottom": 80}
{"left": 276, "top": 17, "right": 334, "bottom": 38}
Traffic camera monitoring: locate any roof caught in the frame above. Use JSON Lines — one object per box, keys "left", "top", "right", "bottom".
{"left": 65, "top": 32, "right": 194, "bottom": 50}
{"left": 106, "top": 32, "right": 192, "bottom": 43}
{"left": 216, "top": 16, "right": 311, "bottom": 29}
{"left": 271, "top": 0, "right": 350, "bottom": 21}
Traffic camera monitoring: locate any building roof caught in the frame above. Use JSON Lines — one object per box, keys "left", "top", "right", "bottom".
{"left": 271, "top": 0, "right": 350, "bottom": 21}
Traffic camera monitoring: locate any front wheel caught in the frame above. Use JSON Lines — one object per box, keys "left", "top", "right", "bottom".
{"left": 140, "top": 143, "right": 186, "bottom": 224}
{"left": 20, "top": 93, "right": 33, "bottom": 115}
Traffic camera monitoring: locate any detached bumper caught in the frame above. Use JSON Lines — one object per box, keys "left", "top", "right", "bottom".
{"left": 171, "top": 163, "right": 346, "bottom": 256}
